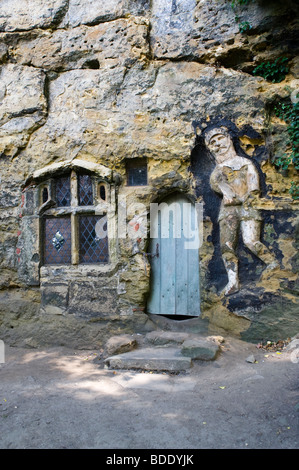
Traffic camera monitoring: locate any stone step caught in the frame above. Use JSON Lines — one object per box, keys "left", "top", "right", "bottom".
{"left": 104, "top": 347, "right": 192, "bottom": 372}
{"left": 145, "top": 330, "right": 190, "bottom": 346}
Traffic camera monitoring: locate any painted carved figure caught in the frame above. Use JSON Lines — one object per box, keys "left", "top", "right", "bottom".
{"left": 205, "top": 126, "right": 277, "bottom": 295}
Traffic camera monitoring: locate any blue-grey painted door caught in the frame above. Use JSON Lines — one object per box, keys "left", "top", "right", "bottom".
{"left": 147, "top": 193, "right": 200, "bottom": 316}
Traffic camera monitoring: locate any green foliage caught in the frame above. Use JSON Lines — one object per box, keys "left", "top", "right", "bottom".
{"left": 252, "top": 57, "right": 289, "bottom": 83}
{"left": 275, "top": 99, "right": 299, "bottom": 169}
{"left": 274, "top": 98, "right": 299, "bottom": 199}
{"left": 238, "top": 21, "right": 252, "bottom": 33}
{"left": 231, "top": 0, "right": 253, "bottom": 34}
{"left": 289, "top": 181, "right": 299, "bottom": 200}
{"left": 275, "top": 154, "right": 292, "bottom": 170}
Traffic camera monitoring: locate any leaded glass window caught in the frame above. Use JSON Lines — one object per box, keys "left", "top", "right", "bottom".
{"left": 56, "top": 175, "right": 71, "bottom": 207}
{"left": 42, "top": 171, "right": 109, "bottom": 265}
{"left": 79, "top": 215, "right": 108, "bottom": 263}
{"left": 44, "top": 217, "right": 72, "bottom": 264}
{"left": 78, "top": 174, "right": 93, "bottom": 206}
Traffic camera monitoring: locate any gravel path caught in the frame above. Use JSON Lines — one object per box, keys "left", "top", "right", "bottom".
{"left": 0, "top": 336, "right": 298, "bottom": 449}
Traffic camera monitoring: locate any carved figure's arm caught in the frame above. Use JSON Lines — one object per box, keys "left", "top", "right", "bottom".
{"left": 245, "top": 162, "right": 260, "bottom": 199}
{"left": 210, "top": 167, "right": 237, "bottom": 204}
{"left": 210, "top": 167, "right": 224, "bottom": 194}
{"left": 248, "top": 163, "right": 259, "bottom": 191}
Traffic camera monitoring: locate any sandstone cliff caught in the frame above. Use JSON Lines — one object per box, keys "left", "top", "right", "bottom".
{"left": 0, "top": 0, "right": 298, "bottom": 347}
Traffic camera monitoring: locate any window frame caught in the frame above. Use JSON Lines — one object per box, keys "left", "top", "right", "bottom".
{"left": 126, "top": 158, "right": 148, "bottom": 187}
{"left": 39, "top": 169, "right": 110, "bottom": 266}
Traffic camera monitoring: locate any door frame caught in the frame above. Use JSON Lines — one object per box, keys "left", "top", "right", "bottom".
{"left": 146, "top": 191, "right": 201, "bottom": 317}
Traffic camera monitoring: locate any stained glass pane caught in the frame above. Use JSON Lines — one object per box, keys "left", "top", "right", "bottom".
{"left": 79, "top": 215, "right": 108, "bottom": 263}
{"left": 44, "top": 217, "right": 71, "bottom": 264}
{"left": 56, "top": 175, "right": 71, "bottom": 207}
{"left": 78, "top": 174, "right": 93, "bottom": 206}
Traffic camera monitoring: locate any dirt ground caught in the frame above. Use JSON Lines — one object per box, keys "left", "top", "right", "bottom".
{"left": 0, "top": 336, "right": 298, "bottom": 450}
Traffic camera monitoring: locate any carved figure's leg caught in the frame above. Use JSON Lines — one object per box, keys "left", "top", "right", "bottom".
{"left": 219, "top": 216, "right": 240, "bottom": 295}
{"left": 241, "top": 219, "right": 277, "bottom": 266}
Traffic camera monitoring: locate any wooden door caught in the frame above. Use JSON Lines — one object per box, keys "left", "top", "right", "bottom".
{"left": 147, "top": 193, "right": 200, "bottom": 317}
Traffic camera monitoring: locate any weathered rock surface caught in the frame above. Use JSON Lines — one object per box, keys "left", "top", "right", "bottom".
{"left": 2, "top": 0, "right": 297, "bottom": 75}
{"left": 0, "top": 64, "right": 47, "bottom": 158}
{"left": 8, "top": 18, "right": 150, "bottom": 72}
{"left": 105, "top": 334, "right": 138, "bottom": 356}
{"left": 18, "top": 60, "right": 288, "bottom": 170}
{"left": 181, "top": 338, "right": 220, "bottom": 360}
{"left": 0, "top": 0, "right": 69, "bottom": 32}
{"left": 150, "top": 0, "right": 298, "bottom": 70}
{"left": 0, "top": 0, "right": 298, "bottom": 348}
{"left": 145, "top": 330, "right": 190, "bottom": 346}
{"left": 60, "top": 0, "right": 149, "bottom": 28}
{"left": 0, "top": 289, "right": 156, "bottom": 349}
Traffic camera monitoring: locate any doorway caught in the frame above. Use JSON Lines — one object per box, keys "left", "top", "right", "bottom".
{"left": 147, "top": 193, "right": 200, "bottom": 317}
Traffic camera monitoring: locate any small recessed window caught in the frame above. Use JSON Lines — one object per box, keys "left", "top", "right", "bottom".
{"left": 42, "top": 187, "right": 49, "bottom": 204}
{"left": 126, "top": 158, "right": 147, "bottom": 186}
{"left": 99, "top": 184, "right": 106, "bottom": 201}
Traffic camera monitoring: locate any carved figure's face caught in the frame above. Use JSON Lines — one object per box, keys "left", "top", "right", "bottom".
{"left": 207, "top": 133, "right": 233, "bottom": 162}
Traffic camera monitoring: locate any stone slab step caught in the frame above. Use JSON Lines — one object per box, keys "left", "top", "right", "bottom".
{"left": 145, "top": 331, "right": 190, "bottom": 346}
{"left": 104, "top": 347, "right": 192, "bottom": 372}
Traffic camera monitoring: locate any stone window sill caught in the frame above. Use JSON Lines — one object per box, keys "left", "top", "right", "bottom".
{"left": 40, "top": 263, "right": 118, "bottom": 281}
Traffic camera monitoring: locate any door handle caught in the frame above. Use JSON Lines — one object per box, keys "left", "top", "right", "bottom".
{"left": 142, "top": 243, "right": 159, "bottom": 275}
{"left": 151, "top": 243, "right": 159, "bottom": 258}
{"left": 144, "top": 243, "right": 159, "bottom": 259}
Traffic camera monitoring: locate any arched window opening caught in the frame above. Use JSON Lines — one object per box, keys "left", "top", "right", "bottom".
{"left": 99, "top": 183, "right": 106, "bottom": 201}
{"left": 42, "top": 187, "right": 49, "bottom": 204}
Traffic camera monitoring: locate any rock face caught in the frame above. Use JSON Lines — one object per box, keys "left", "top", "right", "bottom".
{"left": 0, "top": 0, "right": 298, "bottom": 348}
{"left": 0, "top": 65, "right": 47, "bottom": 158}
{"left": 0, "top": 0, "right": 69, "bottom": 32}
